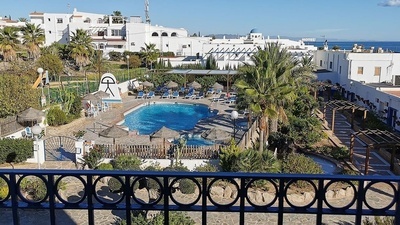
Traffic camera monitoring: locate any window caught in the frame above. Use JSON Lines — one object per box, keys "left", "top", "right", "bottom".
{"left": 152, "top": 32, "right": 159, "bottom": 36}
{"left": 357, "top": 67, "right": 364, "bottom": 75}
{"left": 99, "top": 43, "right": 105, "bottom": 49}
{"left": 98, "top": 31, "right": 105, "bottom": 36}
{"left": 319, "top": 60, "right": 322, "bottom": 66}
{"left": 161, "top": 32, "right": 168, "bottom": 37}
{"left": 374, "top": 67, "right": 381, "bottom": 76}
{"left": 49, "top": 31, "right": 52, "bottom": 34}
{"left": 339, "top": 66, "right": 342, "bottom": 74}
{"left": 57, "top": 18, "right": 63, "bottom": 23}
{"left": 329, "top": 62, "right": 333, "bottom": 69}
{"left": 48, "top": 18, "right": 51, "bottom": 22}
{"left": 131, "top": 42, "right": 135, "bottom": 46}
{"left": 171, "top": 32, "right": 177, "bottom": 37}
{"left": 111, "top": 29, "right": 122, "bottom": 36}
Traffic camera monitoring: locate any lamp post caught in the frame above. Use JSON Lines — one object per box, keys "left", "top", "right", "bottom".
{"left": 231, "top": 110, "right": 238, "bottom": 140}
{"left": 126, "top": 55, "right": 130, "bottom": 80}
{"left": 31, "top": 124, "right": 43, "bottom": 169}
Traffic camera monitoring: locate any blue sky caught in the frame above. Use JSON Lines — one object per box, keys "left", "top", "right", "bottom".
{"left": 1, "top": 0, "right": 400, "bottom": 41}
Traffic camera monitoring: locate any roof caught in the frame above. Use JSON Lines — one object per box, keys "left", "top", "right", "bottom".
{"left": 166, "top": 69, "right": 239, "bottom": 75}
{"left": 250, "top": 28, "right": 260, "bottom": 34}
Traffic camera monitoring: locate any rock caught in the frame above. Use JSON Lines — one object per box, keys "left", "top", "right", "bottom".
{"left": 210, "top": 186, "right": 224, "bottom": 197}
{"left": 231, "top": 189, "right": 238, "bottom": 199}
{"left": 345, "top": 186, "right": 354, "bottom": 196}
{"left": 290, "top": 194, "right": 304, "bottom": 203}
{"left": 325, "top": 190, "right": 334, "bottom": 199}
{"left": 304, "top": 192, "right": 314, "bottom": 202}
{"left": 223, "top": 186, "right": 233, "bottom": 198}
{"left": 148, "top": 189, "right": 159, "bottom": 201}
{"left": 255, "top": 190, "right": 263, "bottom": 203}
{"left": 247, "top": 191, "right": 255, "bottom": 202}
{"left": 262, "top": 192, "right": 275, "bottom": 203}
{"left": 338, "top": 189, "right": 346, "bottom": 198}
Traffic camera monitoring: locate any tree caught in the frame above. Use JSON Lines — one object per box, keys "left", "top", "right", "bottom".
{"left": 69, "top": 29, "right": 94, "bottom": 70}
{"left": 127, "top": 54, "right": 141, "bottom": 69}
{"left": 205, "top": 55, "right": 217, "bottom": 69}
{"left": 0, "top": 26, "right": 20, "bottom": 62}
{"left": 36, "top": 53, "right": 63, "bottom": 77}
{"left": 235, "top": 43, "right": 297, "bottom": 152}
{"left": 111, "top": 11, "right": 124, "bottom": 23}
{"left": 18, "top": 18, "right": 28, "bottom": 22}
{"left": 21, "top": 23, "right": 45, "bottom": 60}
{"left": 140, "top": 43, "right": 159, "bottom": 70}
{"left": 89, "top": 50, "right": 110, "bottom": 81}
{"left": 0, "top": 74, "right": 40, "bottom": 118}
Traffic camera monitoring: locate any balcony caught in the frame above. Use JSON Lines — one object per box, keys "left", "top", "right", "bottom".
{"left": 0, "top": 169, "right": 399, "bottom": 225}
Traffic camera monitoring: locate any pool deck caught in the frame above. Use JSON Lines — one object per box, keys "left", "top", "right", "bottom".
{"left": 47, "top": 93, "right": 245, "bottom": 145}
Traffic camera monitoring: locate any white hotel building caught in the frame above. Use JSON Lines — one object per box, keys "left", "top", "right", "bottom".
{"left": 29, "top": 8, "right": 316, "bottom": 69}
{"left": 314, "top": 45, "right": 400, "bottom": 131}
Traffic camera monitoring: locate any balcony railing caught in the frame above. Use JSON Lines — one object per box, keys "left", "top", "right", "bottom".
{"left": 0, "top": 169, "right": 399, "bottom": 225}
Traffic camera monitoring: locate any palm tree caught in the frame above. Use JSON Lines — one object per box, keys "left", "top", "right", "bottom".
{"left": 69, "top": 29, "right": 94, "bottom": 70}
{"left": 21, "top": 23, "right": 45, "bottom": 60}
{"left": 140, "top": 43, "right": 159, "bottom": 70}
{"left": 0, "top": 26, "right": 20, "bottom": 62}
{"left": 235, "top": 43, "right": 297, "bottom": 152}
{"left": 90, "top": 50, "right": 110, "bottom": 82}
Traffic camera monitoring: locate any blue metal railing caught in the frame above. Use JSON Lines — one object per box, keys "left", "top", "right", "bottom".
{"left": 0, "top": 169, "right": 399, "bottom": 225}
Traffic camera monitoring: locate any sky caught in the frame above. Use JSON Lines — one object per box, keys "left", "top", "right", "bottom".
{"left": 1, "top": 0, "right": 400, "bottom": 41}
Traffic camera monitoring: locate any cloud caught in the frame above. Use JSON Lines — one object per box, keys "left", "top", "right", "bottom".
{"left": 378, "top": 0, "right": 400, "bottom": 7}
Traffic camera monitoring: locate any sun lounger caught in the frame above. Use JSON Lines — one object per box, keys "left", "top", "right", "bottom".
{"left": 146, "top": 91, "right": 155, "bottom": 99}
{"left": 225, "top": 96, "right": 237, "bottom": 104}
{"left": 185, "top": 91, "right": 195, "bottom": 99}
{"left": 195, "top": 91, "right": 204, "bottom": 99}
{"left": 137, "top": 91, "right": 144, "bottom": 99}
{"left": 206, "top": 88, "right": 214, "bottom": 95}
{"left": 213, "top": 93, "right": 226, "bottom": 102}
{"left": 172, "top": 91, "right": 179, "bottom": 98}
{"left": 161, "top": 91, "right": 170, "bottom": 98}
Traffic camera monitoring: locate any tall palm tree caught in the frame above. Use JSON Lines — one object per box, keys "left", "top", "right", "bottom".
{"left": 140, "top": 43, "right": 159, "bottom": 70}
{"left": 69, "top": 29, "right": 94, "bottom": 70}
{"left": 235, "top": 43, "right": 297, "bottom": 152}
{"left": 21, "top": 23, "right": 45, "bottom": 60}
{"left": 0, "top": 26, "right": 20, "bottom": 62}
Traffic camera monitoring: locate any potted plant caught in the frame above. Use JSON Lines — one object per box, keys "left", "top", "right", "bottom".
{"left": 73, "top": 130, "right": 86, "bottom": 140}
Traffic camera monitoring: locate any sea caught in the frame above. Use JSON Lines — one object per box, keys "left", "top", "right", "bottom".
{"left": 306, "top": 41, "right": 400, "bottom": 53}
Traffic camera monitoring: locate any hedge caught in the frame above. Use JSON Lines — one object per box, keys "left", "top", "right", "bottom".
{"left": 0, "top": 138, "right": 33, "bottom": 164}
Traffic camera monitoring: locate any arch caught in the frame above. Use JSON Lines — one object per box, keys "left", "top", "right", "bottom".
{"left": 171, "top": 32, "right": 177, "bottom": 37}
{"left": 152, "top": 32, "right": 159, "bottom": 36}
{"left": 97, "top": 18, "right": 103, "bottom": 23}
{"left": 161, "top": 32, "right": 168, "bottom": 37}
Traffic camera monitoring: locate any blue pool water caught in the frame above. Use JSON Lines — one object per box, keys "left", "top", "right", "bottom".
{"left": 175, "top": 136, "right": 215, "bottom": 146}
{"left": 124, "top": 103, "right": 217, "bottom": 135}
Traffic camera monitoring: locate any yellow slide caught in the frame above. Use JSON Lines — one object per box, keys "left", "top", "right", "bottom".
{"left": 32, "top": 74, "right": 43, "bottom": 88}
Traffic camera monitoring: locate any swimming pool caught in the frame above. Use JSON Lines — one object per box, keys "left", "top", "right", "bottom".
{"left": 123, "top": 103, "right": 217, "bottom": 135}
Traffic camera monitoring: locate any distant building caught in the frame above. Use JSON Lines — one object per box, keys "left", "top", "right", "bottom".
{"left": 314, "top": 46, "right": 400, "bottom": 131}
{"left": 29, "top": 8, "right": 316, "bottom": 69}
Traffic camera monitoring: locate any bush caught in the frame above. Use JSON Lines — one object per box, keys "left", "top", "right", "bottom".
{"left": 331, "top": 146, "right": 349, "bottom": 160}
{"left": 194, "top": 163, "right": 218, "bottom": 172}
{"left": 19, "top": 176, "right": 47, "bottom": 201}
{"left": 114, "top": 211, "right": 195, "bottom": 225}
{"left": 111, "top": 155, "right": 141, "bottom": 171}
{"left": 0, "top": 138, "right": 33, "bottom": 164}
{"left": 178, "top": 178, "right": 196, "bottom": 194}
{"left": 108, "top": 51, "right": 122, "bottom": 61}
{"left": 108, "top": 177, "right": 123, "bottom": 193}
{"left": 47, "top": 106, "right": 67, "bottom": 126}
{"left": 81, "top": 145, "right": 103, "bottom": 169}
{"left": 219, "top": 139, "right": 241, "bottom": 172}
{"left": 363, "top": 216, "right": 394, "bottom": 225}
{"left": 282, "top": 153, "right": 323, "bottom": 174}
{"left": 97, "top": 163, "right": 113, "bottom": 170}
{"left": 0, "top": 185, "right": 8, "bottom": 200}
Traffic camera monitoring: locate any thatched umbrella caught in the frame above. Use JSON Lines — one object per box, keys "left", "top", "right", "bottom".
{"left": 83, "top": 93, "right": 100, "bottom": 102}
{"left": 151, "top": 126, "right": 180, "bottom": 153}
{"left": 94, "top": 90, "right": 110, "bottom": 99}
{"left": 201, "top": 128, "right": 231, "bottom": 143}
{"left": 17, "top": 107, "right": 45, "bottom": 125}
{"left": 142, "top": 81, "right": 154, "bottom": 88}
{"left": 188, "top": 81, "right": 202, "bottom": 89}
{"left": 98, "top": 125, "right": 129, "bottom": 144}
{"left": 212, "top": 82, "right": 224, "bottom": 90}
{"left": 165, "top": 81, "right": 178, "bottom": 89}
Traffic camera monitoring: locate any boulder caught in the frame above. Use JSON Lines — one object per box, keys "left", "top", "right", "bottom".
{"left": 224, "top": 186, "right": 233, "bottom": 198}
{"left": 210, "top": 186, "right": 224, "bottom": 197}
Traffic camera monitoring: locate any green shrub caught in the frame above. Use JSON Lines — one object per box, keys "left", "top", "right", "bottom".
{"left": 46, "top": 106, "right": 67, "bottom": 126}
{"left": 331, "top": 146, "right": 350, "bottom": 160}
{"left": 108, "top": 177, "right": 123, "bottom": 193}
{"left": 19, "top": 177, "right": 47, "bottom": 201}
{"left": 363, "top": 216, "right": 394, "bottom": 225}
{"left": 0, "top": 138, "right": 33, "bottom": 164}
{"left": 80, "top": 145, "right": 103, "bottom": 169}
{"left": 114, "top": 211, "right": 195, "bottom": 225}
{"left": 178, "top": 178, "right": 195, "bottom": 194}
{"left": 219, "top": 139, "right": 241, "bottom": 172}
{"left": 282, "top": 153, "right": 323, "bottom": 174}
{"left": 111, "top": 155, "right": 141, "bottom": 171}
{"left": 0, "top": 186, "right": 8, "bottom": 200}
{"left": 194, "top": 163, "right": 218, "bottom": 172}
{"left": 97, "top": 163, "right": 113, "bottom": 170}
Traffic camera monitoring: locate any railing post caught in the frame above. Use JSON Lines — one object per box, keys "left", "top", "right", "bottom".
{"left": 9, "top": 173, "right": 19, "bottom": 225}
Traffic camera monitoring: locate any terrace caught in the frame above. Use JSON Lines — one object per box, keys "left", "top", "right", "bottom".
{"left": 0, "top": 169, "right": 399, "bottom": 225}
